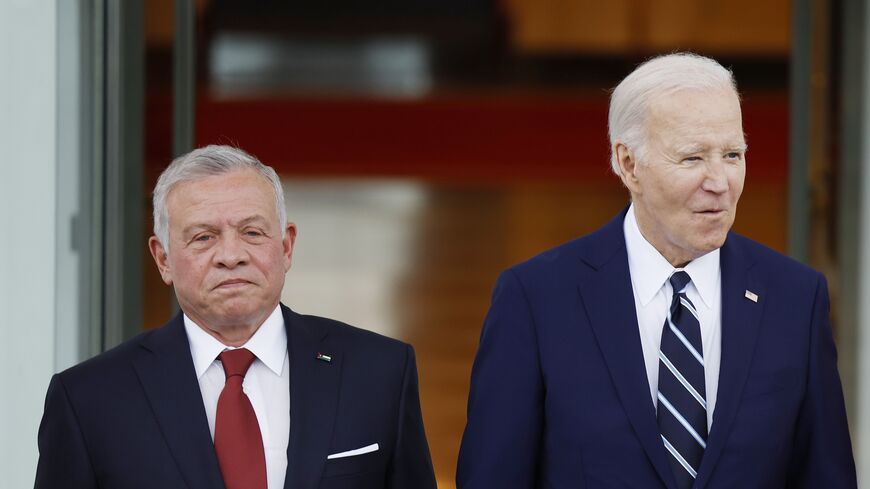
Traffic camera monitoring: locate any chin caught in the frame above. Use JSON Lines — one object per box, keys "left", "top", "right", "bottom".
{"left": 695, "top": 236, "right": 727, "bottom": 255}
{"left": 213, "top": 304, "right": 259, "bottom": 322}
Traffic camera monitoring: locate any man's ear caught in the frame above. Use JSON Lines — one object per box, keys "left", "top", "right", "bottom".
{"left": 148, "top": 236, "right": 173, "bottom": 285}
{"left": 614, "top": 142, "right": 642, "bottom": 194}
{"left": 282, "top": 223, "right": 297, "bottom": 272}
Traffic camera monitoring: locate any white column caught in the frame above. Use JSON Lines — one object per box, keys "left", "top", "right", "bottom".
{"left": 0, "top": 0, "right": 58, "bottom": 486}
{"left": 851, "top": 3, "right": 870, "bottom": 482}
{"left": 857, "top": 30, "right": 870, "bottom": 482}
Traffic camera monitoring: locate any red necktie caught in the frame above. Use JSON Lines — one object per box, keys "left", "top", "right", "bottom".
{"left": 214, "top": 348, "right": 267, "bottom": 489}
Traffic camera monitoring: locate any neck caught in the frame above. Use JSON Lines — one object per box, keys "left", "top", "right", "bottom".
{"left": 184, "top": 306, "right": 275, "bottom": 347}
{"left": 200, "top": 323, "right": 260, "bottom": 347}
{"left": 632, "top": 205, "right": 697, "bottom": 268}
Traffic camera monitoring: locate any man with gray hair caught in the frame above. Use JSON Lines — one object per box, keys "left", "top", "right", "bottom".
{"left": 457, "top": 53, "right": 856, "bottom": 488}
{"left": 35, "top": 145, "right": 437, "bottom": 489}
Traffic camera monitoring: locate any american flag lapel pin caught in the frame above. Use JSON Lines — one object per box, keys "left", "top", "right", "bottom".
{"left": 316, "top": 352, "right": 333, "bottom": 363}
{"left": 745, "top": 290, "right": 759, "bottom": 303}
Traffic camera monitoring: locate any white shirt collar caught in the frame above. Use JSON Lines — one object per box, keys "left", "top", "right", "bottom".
{"left": 624, "top": 204, "right": 720, "bottom": 308}
{"left": 184, "top": 305, "right": 287, "bottom": 379}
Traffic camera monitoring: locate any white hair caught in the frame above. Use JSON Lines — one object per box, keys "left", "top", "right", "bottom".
{"left": 152, "top": 145, "right": 287, "bottom": 253}
{"left": 608, "top": 52, "right": 739, "bottom": 175}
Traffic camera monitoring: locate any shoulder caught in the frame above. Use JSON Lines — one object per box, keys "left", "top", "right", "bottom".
{"left": 308, "top": 314, "right": 409, "bottom": 348}
{"left": 505, "top": 212, "right": 626, "bottom": 287}
{"left": 725, "top": 232, "right": 827, "bottom": 299}
{"left": 290, "top": 311, "right": 414, "bottom": 368}
{"left": 54, "top": 327, "right": 158, "bottom": 390}
{"left": 289, "top": 312, "right": 416, "bottom": 390}
{"left": 727, "top": 233, "right": 824, "bottom": 281}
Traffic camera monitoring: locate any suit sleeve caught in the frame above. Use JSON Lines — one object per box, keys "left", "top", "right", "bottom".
{"left": 456, "top": 269, "right": 543, "bottom": 489}
{"left": 387, "top": 344, "right": 437, "bottom": 489}
{"left": 34, "top": 374, "right": 98, "bottom": 489}
{"left": 786, "top": 275, "right": 857, "bottom": 488}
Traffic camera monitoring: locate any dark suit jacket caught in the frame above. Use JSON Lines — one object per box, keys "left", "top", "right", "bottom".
{"left": 35, "top": 304, "right": 436, "bottom": 489}
{"left": 457, "top": 210, "right": 857, "bottom": 489}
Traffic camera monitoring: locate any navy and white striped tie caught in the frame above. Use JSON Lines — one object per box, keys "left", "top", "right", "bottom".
{"left": 657, "top": 271, "right": 707, "bottom": 489}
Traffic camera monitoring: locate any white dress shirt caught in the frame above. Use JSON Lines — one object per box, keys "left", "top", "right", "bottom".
{"left": 184, "top": 305, "right": 290, "bottom": 489}
{"left": 623, "top": 205, "right": 722, "bottom": 429}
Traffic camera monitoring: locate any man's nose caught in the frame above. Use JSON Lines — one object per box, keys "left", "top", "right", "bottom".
{"left": 213, "top": 234, "right": 249, "bottom": 268}
{"left": 701, "top": 159, "right": 729, "bottom": 194}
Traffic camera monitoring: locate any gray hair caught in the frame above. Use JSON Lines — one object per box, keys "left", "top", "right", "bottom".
{"left": 152, "top": 145, "right": 287, "bottom": 252}
{"left": 608, "top": 52, "right": 739, "bottom": 175}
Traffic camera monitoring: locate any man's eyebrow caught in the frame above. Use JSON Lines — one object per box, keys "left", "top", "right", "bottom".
{"left": 180, "top": 216, "right": 270, "bottom": 237}
{"left": 673, "top": 143, "right": 748, "bottom": 154}
{"left": 236, "top": 215, "right": 269, "bottom": 226}
{"left": 674, "top": 144, "right": 706, "bottom": 155}
{"left": 181, "top": 223, "right": 217, "bottom": 236}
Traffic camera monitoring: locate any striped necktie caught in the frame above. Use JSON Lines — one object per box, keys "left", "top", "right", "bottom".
{"left": 657, "top": 271, "right": 707, "bottom": 489}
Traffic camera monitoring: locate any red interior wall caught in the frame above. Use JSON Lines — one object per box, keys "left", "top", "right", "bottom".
{"left": 154, "top": 92, "right": 788, "bottom": 182}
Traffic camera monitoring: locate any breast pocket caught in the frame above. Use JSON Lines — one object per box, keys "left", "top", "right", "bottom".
{"left": 322, "top": 447, "right": 384, "bottom": 478}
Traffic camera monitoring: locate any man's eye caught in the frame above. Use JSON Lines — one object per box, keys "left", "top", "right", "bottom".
{"left": 194, "top": 235, "right": 212, "bottom": 242}
{"left": 683, "top": 156, "right": 702, "bottom": 162}
{"left": 725, "top": 152, "right": 741, "bottom": 159}
{"left": 245, "top": 230, "right": 264, "bottom": 237}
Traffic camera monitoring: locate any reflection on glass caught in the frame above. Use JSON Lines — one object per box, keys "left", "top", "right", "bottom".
{"left": 280, "top": 179, "right": 426, "bottom": 338}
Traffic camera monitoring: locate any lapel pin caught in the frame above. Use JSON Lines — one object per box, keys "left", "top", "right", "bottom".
{"left": 316, "top": 352, "right": 332, "bottom": 363}
{"left": 745, "top": 290, "right": 759, "bottom": 303}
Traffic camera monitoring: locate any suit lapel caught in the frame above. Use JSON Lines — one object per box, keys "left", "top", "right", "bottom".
{"left": 132, "top": 314, "right": 226, "bottom": 489}
{"left": 694, "top": 235, "right": 765, "bottom": 489}
{"left": 282, "top": 306, "right": 343, "bottom": 489}
{"left": 577, "top": 211, "right": 678, "bottom": 489}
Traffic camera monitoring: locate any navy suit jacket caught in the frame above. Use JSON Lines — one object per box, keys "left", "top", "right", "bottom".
{"left": 457, "top": 210, "right": 856, "bottom": 489}
{"left": 35, "top": 304, "right": 436, "bottom": 489}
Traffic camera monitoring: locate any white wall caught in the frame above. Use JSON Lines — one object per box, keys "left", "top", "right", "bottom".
{"left": 0, "top": 0, "right": 58, "bottom": 486}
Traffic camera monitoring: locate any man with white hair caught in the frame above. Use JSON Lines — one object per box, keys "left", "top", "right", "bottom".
{"left": 35, "top": 145, "right": 437, "bottom": 489}
{"left": 457, "top": 53, "right": 857, "bottom": 488}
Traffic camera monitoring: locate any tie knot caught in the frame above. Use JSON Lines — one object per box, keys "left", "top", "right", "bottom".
{"left": 219, "top": 348, "right": 256, "bottom": 379}
{"left": 669, "top": 271, "right": 691, "bottom": 294}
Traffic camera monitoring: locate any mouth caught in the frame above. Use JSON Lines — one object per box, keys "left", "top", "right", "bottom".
{"left": 215, "top": 279, "right": 252, "bottom": 289}
{"left": 696, "top": 208, "right": 726, "bottom": 216}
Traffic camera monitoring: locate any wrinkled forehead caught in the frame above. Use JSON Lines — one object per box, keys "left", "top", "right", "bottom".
{"left": 647, "top": 85, "right": 741, "bottom": 114}
{"left": 166, "top": 169, "right": 280, "bottom": 219}
{"left": 645, "top": 87, "right": 745, "bottom": 144}
{"left": 167, "top": 167, "right": 274, "bottom": 197}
